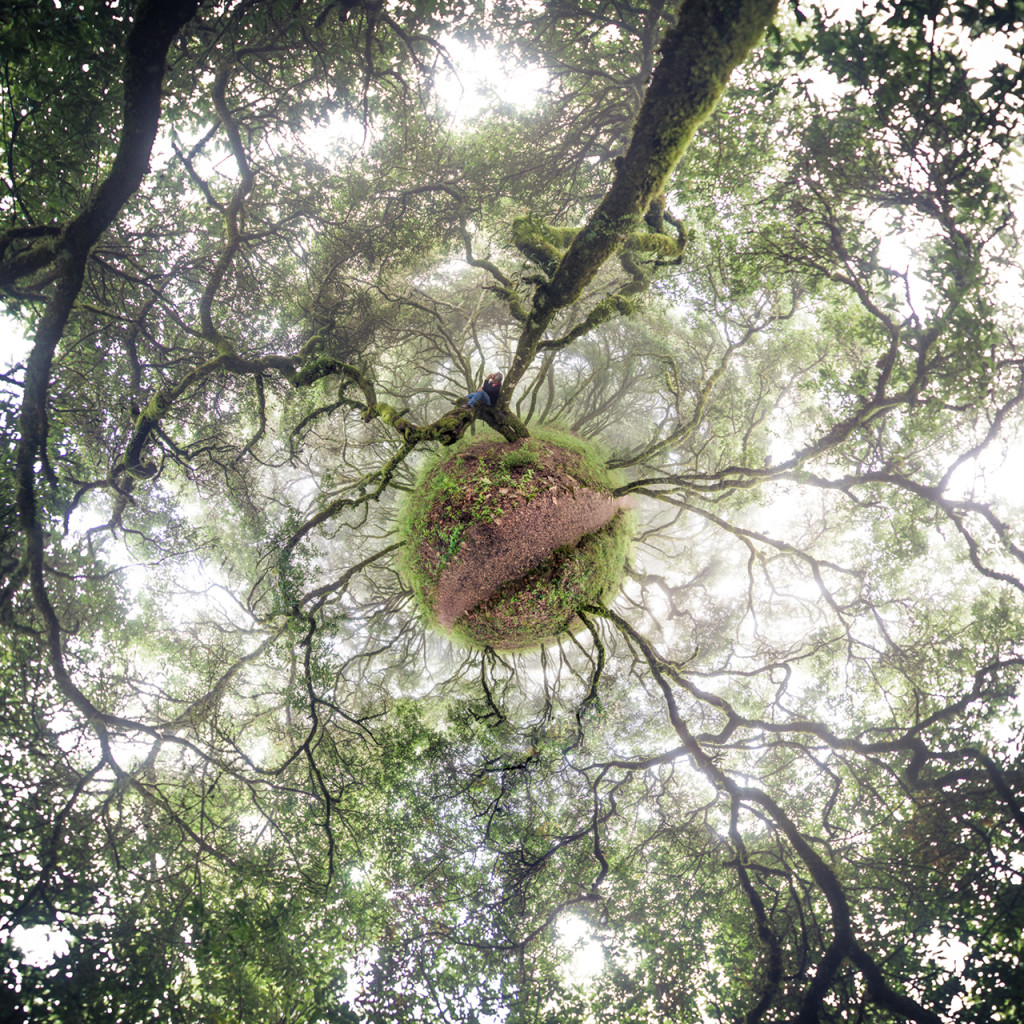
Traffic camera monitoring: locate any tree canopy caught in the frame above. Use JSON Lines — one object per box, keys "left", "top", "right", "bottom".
{"left": 2, "top": 0, "right": 1024, "bottom": 1021}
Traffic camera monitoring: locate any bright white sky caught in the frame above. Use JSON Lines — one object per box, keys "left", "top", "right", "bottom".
{"left": 0, "top": 314, "right": 28, "bottom": 369}
{"left": 435, "top": 36, "right": 549, "bottom": 122}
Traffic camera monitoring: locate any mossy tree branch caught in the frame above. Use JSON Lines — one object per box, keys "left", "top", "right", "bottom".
{"left": 499, "top": 0, "right": 779, "bottom": 407}
{"left": 112, "top": 335, "right": 528, "bottom": 484}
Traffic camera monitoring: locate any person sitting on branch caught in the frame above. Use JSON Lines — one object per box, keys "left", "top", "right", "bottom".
{"left": 465, "top": 372, "right": 502, "bottom": 410}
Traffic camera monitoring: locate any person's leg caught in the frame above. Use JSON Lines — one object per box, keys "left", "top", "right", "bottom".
{"left": 466, "top": 390, "right": 492, "bottom": 408}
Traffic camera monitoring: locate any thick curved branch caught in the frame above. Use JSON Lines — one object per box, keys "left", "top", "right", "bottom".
{"left": 501, "top": 0, "right": 779, "bottom": 402}
{"left": 7, "top": 0, "right": 199, "bottom": 758}
{"left": 0, "top": 0, "right": 200, "bottom": 292}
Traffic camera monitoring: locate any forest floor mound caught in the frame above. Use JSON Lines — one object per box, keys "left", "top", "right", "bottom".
{"left": 435, "top": 483, "right": 629, "bottom": 628}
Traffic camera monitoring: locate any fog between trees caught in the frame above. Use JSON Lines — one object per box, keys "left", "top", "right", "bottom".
{"left": 2, "top": 0, "right": 1024, "bottom": 1021}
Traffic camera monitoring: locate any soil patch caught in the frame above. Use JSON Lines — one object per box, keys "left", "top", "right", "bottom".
{"left": 434, "top": 486, "right": 629, "bottom": 628}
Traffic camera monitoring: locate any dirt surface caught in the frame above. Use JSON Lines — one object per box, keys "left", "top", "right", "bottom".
{"left": 435, "top": 486, "right": 629, "bottom": 628}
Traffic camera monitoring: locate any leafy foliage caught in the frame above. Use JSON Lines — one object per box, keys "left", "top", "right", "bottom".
{"left": 2, "top": 1, "right": 1024, "bottom": 1022}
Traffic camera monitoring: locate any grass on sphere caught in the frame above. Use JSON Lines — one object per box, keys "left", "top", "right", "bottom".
{"left": 398, "top": 426, "right": 633, "bottom": 651}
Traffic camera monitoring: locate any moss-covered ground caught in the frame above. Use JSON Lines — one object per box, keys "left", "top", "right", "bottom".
{"left": 398, "top": 426, "right": 633, "bottom": 651}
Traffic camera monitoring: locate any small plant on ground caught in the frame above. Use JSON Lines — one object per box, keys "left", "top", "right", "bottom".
{"left": 500, "top": 447, "right": 540, "bottom": 472}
